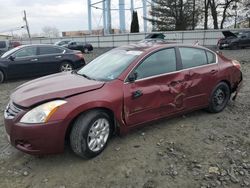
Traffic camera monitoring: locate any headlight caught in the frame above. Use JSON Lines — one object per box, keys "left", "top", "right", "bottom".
{"left": 20, "top": 100, "right": 67, "bottom": 124}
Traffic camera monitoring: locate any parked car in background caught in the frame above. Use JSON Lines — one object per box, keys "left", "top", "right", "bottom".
{"left": 0, "top": 44, "right": 85, "bottom": 83}
{"left": 0, "top": 40, "right": 21, "bottom": 55}
{"left": 0, "top": 40, "right": 10, "bottom": 55}
{"left": 54, "top": 40, "right": 71, "bottom": 46}
{"left": 4, "top": 42, "right": 242, "bottom": 158}
{"left": 59, "top": 41, "right": 93, "bottom": 53}
{"left": 218, "top": 30, "right": 250, "bottom": 49}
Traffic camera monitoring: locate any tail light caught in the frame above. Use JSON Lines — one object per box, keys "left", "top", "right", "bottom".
{"left": 75, "top": 52, "right": 84, "bottom": 59}
{"left": 232, "top": 60, "right": 241, "bottom": 70}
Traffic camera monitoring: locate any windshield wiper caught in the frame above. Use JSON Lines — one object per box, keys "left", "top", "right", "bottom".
{"left": 72, "top": 71, "right": 96, "bottom": 81}
{"left": 82, "top": 74, "right": 97, "bottom": 81}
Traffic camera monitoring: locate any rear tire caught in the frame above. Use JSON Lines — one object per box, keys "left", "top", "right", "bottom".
{"left": 207, "top": 82, "right": 231, "bottom": 113}
{"left": 83, "top": 48, "right": 89, "bottom": 54}
{"left": 0, "top": 70, "right": 4, "bottom": 83}
{"left": 60, "top": 62, "right": 73, "bottom": 72}
{"left": 70, "top": 110, "right": 112, "bottom": 158}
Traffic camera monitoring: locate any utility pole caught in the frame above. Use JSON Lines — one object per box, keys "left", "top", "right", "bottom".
{"left": 23, "top": 10, "right": 31, "bottom": 38}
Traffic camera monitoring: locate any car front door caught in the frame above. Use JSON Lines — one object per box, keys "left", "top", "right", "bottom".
{"left": 123, "top": 48, "right": 190, "bottom": 126}
{"left": 7, "top": 46, "right": 38, "bottom": 78}
{"left": 37, "top": 46, "right": 64, "bottom": 74}
{"left": 178, "top": 47, "right": 219, "bottom": 109}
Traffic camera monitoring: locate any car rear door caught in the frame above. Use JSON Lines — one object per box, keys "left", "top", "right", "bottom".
{"left": 177, "top": 47, "right": 219, "bottom": 108}
{"left": 123, "top": 48, "right": 190, "bottom": 126}
{"left": 7, "top": 46, "right": 39, "bottom": 78}
{"left": 37, "top": 46, "right": 65, "bottom": 74}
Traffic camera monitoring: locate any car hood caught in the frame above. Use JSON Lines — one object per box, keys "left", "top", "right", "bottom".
{"left": 11, "top": 72, "right": 105, "bottom": 108}
{"left": 222, "top": 31, "right": 237, "bottom": 38}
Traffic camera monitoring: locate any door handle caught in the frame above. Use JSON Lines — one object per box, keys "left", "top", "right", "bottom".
{"left": 169, "top": 80, "right": 183, "bottom": 87}
{"left": 55, "top": 56, "right": 62, "bottom": 59}
{"left": 30, "top": 58, "right": 38, "bottom": 62}
{"left": 210, "top": 69, "right": 218, "bottom": 74}
{"left": 132, "top": 90, "right": 143, "bottom": 99}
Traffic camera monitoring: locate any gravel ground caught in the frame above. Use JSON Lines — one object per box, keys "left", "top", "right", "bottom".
{"left": 0, "top": 48, "right": 250, "bottom": 188}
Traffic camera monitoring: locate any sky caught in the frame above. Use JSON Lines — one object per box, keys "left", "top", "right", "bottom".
{"left": 0, "top": 0, "right": 147, "bottom": 36}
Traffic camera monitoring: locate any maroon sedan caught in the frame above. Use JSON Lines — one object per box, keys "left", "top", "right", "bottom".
{"left": 4, "top": 43, "right": 242, "bottom": 158}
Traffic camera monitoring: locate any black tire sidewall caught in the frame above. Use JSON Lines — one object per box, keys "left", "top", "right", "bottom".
{"left": 70, "top": 111, "right": 112, "bottom": 158}
{"left": 209, "top": 82, "right": 230, "bottom": 113}
{"left": 0, "top": 70, "right": 4, "bottom": 83}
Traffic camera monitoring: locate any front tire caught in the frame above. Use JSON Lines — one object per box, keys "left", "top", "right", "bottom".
{"left": 0, "top": 70, "right": 4, "bottom": 83}
{"left": 229, "top": 43, "right": 239, "bottom": 50}
{"left": 70, "top": 110, "right": 112, "bottom": 158}
{"left": 208, "top": 82, "right": 231, "bottom": 113}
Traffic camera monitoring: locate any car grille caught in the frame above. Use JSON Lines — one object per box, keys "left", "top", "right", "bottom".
{"left": 4, "top": 101, "right": 22, "bottom": 119}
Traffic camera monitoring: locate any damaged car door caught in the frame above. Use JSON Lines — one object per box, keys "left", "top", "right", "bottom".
{"left": 123, "top": 48, "right": 189, "bottom": 126}
{"left": 178, "top": 47, "right": 219, "bottom": 108}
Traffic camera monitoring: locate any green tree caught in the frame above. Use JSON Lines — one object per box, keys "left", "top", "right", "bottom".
{"left": 130, "top": 11, "right": 139, "bottom": 33}
{"left": 147, "top": 0, "right": 201, "bottom": 31}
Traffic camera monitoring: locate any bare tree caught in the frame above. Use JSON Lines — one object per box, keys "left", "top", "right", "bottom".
{"left": 42, "top": 26, "right": 60, "bottom": 38}
{"left": 209, "top": 0, "right": 219, "bottom": 29}
{"left": 208, "top": 0, "right": 239, "bottom": 29}
{"left": 220, "top": 0, "right": 238, "bottom": 29}
{"left": 204, "top": 0, "right": 210, "bottom": 29}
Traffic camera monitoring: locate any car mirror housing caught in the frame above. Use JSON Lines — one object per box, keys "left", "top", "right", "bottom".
{"left": 8, "top": 55, "right": 15, "bottom": 61}
{"left": 128, "top": 72, "right": 138, "bottom": 82}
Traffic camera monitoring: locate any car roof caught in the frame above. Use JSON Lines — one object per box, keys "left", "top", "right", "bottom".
{"left": 115, "top": 41, "right": 211, "bottom": 54}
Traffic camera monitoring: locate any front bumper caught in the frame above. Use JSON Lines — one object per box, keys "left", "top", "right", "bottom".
{"left": 4, "top": 117, "right": 68, "bottom": 155}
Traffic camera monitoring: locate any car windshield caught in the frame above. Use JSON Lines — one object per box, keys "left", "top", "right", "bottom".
{"left": 1, "top": 46, "right": 21, "bottom": 58}
{"left": 77, "top": 49, "right": 142, "bottom": 81}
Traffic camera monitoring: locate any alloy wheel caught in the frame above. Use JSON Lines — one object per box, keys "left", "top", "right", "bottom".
{"left": 87, "top": 118, "right": 110, "bottom": 152}
{"left": 61, "top": 63, "right": 73, "bottom": 72}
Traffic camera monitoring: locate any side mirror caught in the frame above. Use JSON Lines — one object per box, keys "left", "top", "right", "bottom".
{"left": 8, "top": 55, "right": 15, "bottom": 61}
{"left": 128, "top": 71, "right": 138, "bottom": 82}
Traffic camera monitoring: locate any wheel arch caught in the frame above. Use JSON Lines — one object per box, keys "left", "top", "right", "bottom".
{"left": 0, "top": 68, "right": 7, "bottom": 81}
{"left": 220, "top": 80, "right": 232, "bottom": 92}
{"left": 65, "top": 107, "right": 119, "bottom": 142}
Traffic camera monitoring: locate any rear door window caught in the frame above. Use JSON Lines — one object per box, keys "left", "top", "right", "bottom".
{"left": 179, "top": 47, "right": 207, "bottom": 69}
{"left": 39, "top": 46, "right": 63, "bottom": 55}
{"left": 206, "top": 51, "right": 216, "bottom": 64}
